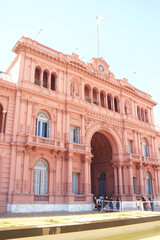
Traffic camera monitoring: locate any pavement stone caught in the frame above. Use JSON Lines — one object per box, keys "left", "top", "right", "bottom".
{"left": 0, "top": 211, "right": 160, "bottom": 240}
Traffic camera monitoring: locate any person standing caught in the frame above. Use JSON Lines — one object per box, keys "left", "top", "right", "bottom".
{"left": 136, "top": 199, "right": 140, "bottom": 210}
{"left": 149, "top": 198, "right": 154, "bottom": 211}
{"left": 116, "top": 197, "right": 120, "bottom": 211}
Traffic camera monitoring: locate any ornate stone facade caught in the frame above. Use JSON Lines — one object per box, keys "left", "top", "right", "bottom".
{"left": 0, "top": 36, "right": 160, "bottom": 213}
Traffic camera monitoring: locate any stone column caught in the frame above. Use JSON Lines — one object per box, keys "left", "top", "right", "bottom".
{"left": 81, "top": 79, "right": 84, "bottom": 100}
{"left": 111, "top": 97, "right": 114, "bottom": 111}
{"left": 98, "top": 91, "right": 100, "bottom": 106}
{"left": 90, "top": 87, "right": 93, "bottom": 104}
{"left": 106, "top": 93, "right": 108, "bottom": 109}
{"left": 118, "top": 165, "right": 123, "bottom": 195}
{"left": 14, "top": 150, "right": 22, "bottom": 193}
{"left": 22, "top": 150, "right": 29, "bottom": 193}
{"left": 57, "top": 109, "right": 61, "bottom": 140}
{"left": 26, "top": 100, "right": 32, "bottom": 135}
{"left": 55, "top": 154, "right": 61, "bottom": 194}
{"left": 123, "top": 165, "right": 127, "bottom": 194}
{"left": 157, "top": 168, "right": 160, "bottom": 194}
{"left": 154, "top": 168, "right": 158, "bottom": 195}
{"left": 49, "top": 168, "right": 54, "bottom": 195}
{"left": 30, "top": 167, "right": 34, "bottom": 194}
{"left": 40, "top": 69, "right": 43, "bottom": 87}
{"left": 114, "top": 166, "right": 118, "bottom": 195}
{"left": 133, "top": 130, "right": 138, "bottom": 154}
{"left": 129, "top": 163, "right": 134, "bottom": 195}
{"left": 67, "top": 153, "right": 73, "bottom": 194}
{"left": 84, "top": 155, "right": 89, "bottom": 194}
{"left": 30, "top": 59, "right": 36, "bottom": 83}
{"left": 139, "top": 163, "right": 144, "bottom": 195}
{"left": 88, "top": 159, "right": 91, "bottom": 193}
{"left": 65, "top": 111, "right": 70, "bottom": 142}
{"left": 153, "top": 137, "right": 157, "bottom": 158}
{"left": 48, "top": 72, "right": 51, "bottom": 89}
{"left": 123, "top": 128, "right": 128, "bottom": 153}
{"left": 81, "top": 115, "right": 85, "bottom": 144}
{"left": 13, "top": 93, "right": 21, "bottom": 141}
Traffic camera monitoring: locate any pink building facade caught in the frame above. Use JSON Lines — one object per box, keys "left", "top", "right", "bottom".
{"left": 0, "top": 37, "right": 160, "bottom": 213}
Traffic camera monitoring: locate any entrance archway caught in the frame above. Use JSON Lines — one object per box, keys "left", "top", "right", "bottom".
{"left": 91, "top": 131, "right": 114, "bottom": 197}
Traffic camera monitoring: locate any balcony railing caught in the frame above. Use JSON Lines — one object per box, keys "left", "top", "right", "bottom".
{"left": 85, "top": 96, "right": 90, "bottom": 102}
{"left": 27, "top": 135, "right": 64, "bottom": 149}
{"left": 66, "top": 142, "right": 86, "bottom": 151}
{"left": 74, "top": 195, "right": 86, "bottom": 201}
{"left": 34, "top": 195, "right": 49, "bottom": 201}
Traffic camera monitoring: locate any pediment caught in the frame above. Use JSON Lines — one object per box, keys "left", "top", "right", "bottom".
{"left": 87, "top": 57, "right": 114, "bottom": 78}
{"left": 67, "top": 53, "right": 90, "bottom": 71}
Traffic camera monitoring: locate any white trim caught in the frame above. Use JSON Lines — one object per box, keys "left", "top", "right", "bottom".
{"left": 7, "top": 204, "right": 93, "bottom": 213}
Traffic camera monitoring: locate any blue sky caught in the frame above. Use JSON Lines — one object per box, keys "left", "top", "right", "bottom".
{"left": 1, "top": 0, "right": 160, "bottom": 123}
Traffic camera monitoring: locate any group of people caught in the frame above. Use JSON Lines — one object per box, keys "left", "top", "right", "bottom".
{"left": 138, "top": 197, "right": 154, "bottom": 211}
{"left": 93, "top": 195, "right": 120, "bottom": 212}
{"left": 93, "top": 195, "right": 155, "bottom": 212}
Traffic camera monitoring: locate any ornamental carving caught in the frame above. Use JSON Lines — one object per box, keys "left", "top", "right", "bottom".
{"left": 70, "top": 113, "right": 80, "bottom": 124}
{"left": 85, "top": 118, "right": 96, "bottom": 130}
{"left": 70, "top": 81, "right": 79, "bottom": 97}
{"left": 32, "top": 103, "right": 39, "bottom": 114}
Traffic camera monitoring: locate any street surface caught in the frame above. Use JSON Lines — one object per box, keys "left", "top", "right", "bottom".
{"left": 5, "top": 227, "right": 160, "bottom": 240}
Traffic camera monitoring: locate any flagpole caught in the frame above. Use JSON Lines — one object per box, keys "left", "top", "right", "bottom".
{"left": 96, "top": 16, "right": 99, "bottom": 58}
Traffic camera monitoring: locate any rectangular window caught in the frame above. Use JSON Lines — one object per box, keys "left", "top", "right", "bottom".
{"left": 133, "top": 177, "right": 137, "bottom": 194}
{"left": 70, "top": 126, "right": 79, "bottom": 143}
{"left": 143, "top": 145, "right": 148, "bottom": 157}
{"left": 128, "top": 140, "right": 132, "bottom": 153}
{"left": 72, "top": 173, "right": 78, "bottom": 194}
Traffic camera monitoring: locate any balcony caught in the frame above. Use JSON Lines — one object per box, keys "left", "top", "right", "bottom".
{"left": 66, "top": 142, "right": 86, "bottom": 152}
{"left": 26, "top": 135, "right": 65, "bottom": 150}
{"left": 142, "top": 156, "right": 159, "bottom": 165}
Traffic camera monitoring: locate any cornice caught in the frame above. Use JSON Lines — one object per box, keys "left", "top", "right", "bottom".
{"left": 13, "top": 39, "right": 156, "bottom": 106}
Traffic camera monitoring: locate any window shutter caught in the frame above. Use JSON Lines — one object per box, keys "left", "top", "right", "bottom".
{"left": 72, "top": 173, "right": 78, "bottom": 194}
{"left": 38, "top": 121, "right": 41, "bottom": 137}
{"left": 35, "top": 118, "right": 38, "bottom": 135}
{"left": 41, "top": 170, "right": 48, "bottom": 194}
{"left": 128, "top": 140, "right": 131, "bottom": 153}
{"left": 47, "top": 120, "right": 51, "bottom": 138}
{"left": 33, "top": 169, "right": 40, "bottom": 194}
{"left": 75, "top": 128, "right": 79, "bottom": 143}
{"left": 70, "top": 126, "right": 74, "bottom": 142}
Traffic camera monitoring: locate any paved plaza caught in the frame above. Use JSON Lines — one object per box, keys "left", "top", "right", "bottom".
{"left": 1, "top": 211, "right": 160, "bottom": 239}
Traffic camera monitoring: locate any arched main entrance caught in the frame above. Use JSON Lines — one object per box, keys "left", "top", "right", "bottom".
{"left": 91, "top": 131, "right": 114, "bottom": 197}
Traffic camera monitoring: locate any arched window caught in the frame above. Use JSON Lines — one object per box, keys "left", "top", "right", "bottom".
{"left": 124, "top": 103, "right": 128, "bottom": 115}
{"left": 142, "top": 138, "right": 149, "bottom": 157}
{"left": 43, "top": 71, "right": 48, "bottom": 88}
{"left": 114, "top": 97, "right": 119, "bottom": 113}
{"left": 107, "top": 94, "right": 112, "bottom": 110}
{"left": 137, "top": 106, "right": 140, "bottom": 120}
{"left": 35, "top": 68, "right": 40, "bottom": 86}
{"left": 51, "top": 74, "right": 56, "bottom": 91}
{"left": 84, "top": 85, "right": 90, "bottom": 102}
{"left": 0, "top": 104, "right": 3, "bottom": 133}
{"left": 33, "top": 159, "right": 48, "bottom": 194}
{"left": 141, "top": 108, "right": 144, "bottom": 121}
{"left": 36, "top": 111, "right": 50, "bottom": 138}
{"left": 145, "top": 172, "right": 152, "bottom": 195}
{"left": 93, "top": 88, "right": 98, "bottom": 105}
{"left": 100, "top": 91, "right": 105, "bottom": 108}
{"left": 145, "top": 110, "right": 148, "bottom": 123}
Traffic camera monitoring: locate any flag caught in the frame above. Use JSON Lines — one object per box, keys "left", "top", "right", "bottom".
{"left": 96, "top": 15, "right": 104, "bottom": 25}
